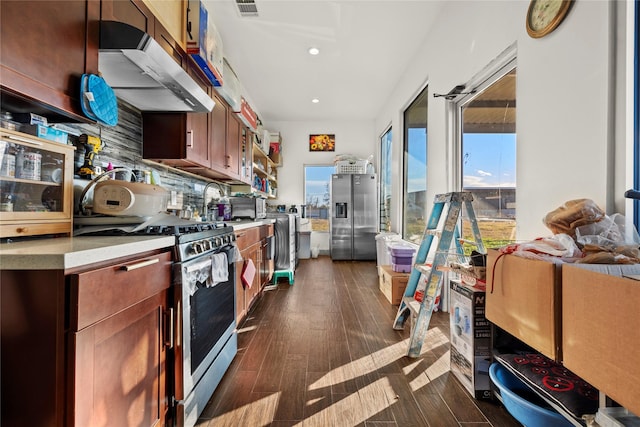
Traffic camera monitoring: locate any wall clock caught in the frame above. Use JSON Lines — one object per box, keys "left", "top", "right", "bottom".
{"left": 526, "top": 0, "right": 573, "bottom": 38}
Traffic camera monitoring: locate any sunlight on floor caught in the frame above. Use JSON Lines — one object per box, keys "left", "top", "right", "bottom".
{"left": 309, "top": 326, "right": 450, "bottom": 391}
{"left": 209, "top": 392, "right": 281, "bottom": 427}
{"left": 295, "top": 377, "right": 395, "bottom": 427}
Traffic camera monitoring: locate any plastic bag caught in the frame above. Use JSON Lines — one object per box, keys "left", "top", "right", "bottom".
{"left": 543, "top": 199, "right": 605, "bottom": 237}
{"left": 575, "top": 213, "right": 640, "bottom": 263}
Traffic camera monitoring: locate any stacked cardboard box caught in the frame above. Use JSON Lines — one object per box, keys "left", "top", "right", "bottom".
{"left": 378, "top": 265, "right": 409, "bottom": 305}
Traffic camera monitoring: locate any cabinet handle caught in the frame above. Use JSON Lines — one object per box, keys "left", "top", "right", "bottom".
{"left": 3, "top": 134, "right": 44, "bottom": 147}
{"left": 164, "top": 308, "right": 174, "bottom": 349}
{"left": 225, "top": 154, "right": 231, "bottom": 168}
{"left": 119, "top": 258, "right": 160, "bottom": 271}
{"left": 187, "top": 130, "right": 194, "bottom": 148}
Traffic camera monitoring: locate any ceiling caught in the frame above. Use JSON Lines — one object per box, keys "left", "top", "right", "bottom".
{"left": 204, "top": 0, "right": 444, "bottom": 124}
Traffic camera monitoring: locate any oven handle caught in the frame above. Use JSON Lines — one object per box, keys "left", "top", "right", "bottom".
{"left": 119, "top": 257, "right": 160, "bottom": 271}
{"left": 184, "top": 257, "right": 212, "bottom": 273}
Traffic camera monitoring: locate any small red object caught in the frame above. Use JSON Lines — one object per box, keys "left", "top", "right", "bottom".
{"left": 241, "top": 259, "right": 255, "bottom": 289}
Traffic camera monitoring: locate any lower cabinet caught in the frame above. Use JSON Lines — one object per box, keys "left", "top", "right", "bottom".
{"left": 0, "top": 249, "right": 173, "bottom": 427}
{"left": 67, "top": 250, "right": 173, "bottom": 427}
{"left": 234, "top": 224, "right": 274, "bottom": 325}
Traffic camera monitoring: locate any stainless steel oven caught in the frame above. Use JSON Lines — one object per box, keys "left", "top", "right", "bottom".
{"left": 172, "top": 225, "right": 238, "bottom": 427}
{"left": 73, "top": 218, "right": 238, "bottom": 427}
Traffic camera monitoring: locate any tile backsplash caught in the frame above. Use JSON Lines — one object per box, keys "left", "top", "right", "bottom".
{"left": 62, "top": 101, "right": 229, "bottom": 218}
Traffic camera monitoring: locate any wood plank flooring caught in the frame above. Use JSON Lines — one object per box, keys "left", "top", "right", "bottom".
{"left": 196, "top": 257, "right": 521, "bottom": 427}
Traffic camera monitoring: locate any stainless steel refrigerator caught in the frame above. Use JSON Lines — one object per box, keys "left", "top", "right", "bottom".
{"left": 330, "top": 173, "right": 377, "bottom": 260}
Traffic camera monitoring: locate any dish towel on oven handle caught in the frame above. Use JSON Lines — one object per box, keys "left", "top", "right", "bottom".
{"left": 210, "top": 252, "right": 229, "bottom": 286}
{"left": 182, "top": 252, "right": 228, "bottom": 296}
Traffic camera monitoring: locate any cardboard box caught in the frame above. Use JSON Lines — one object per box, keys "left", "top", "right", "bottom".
{"left": 562, "top": 264, "right": 640, "bottom": 417}
{"left": 486, "top": 249, "right": 562, "bottom": 360}
{"left": 20, "top": 124, "right": 68, "bottom": 144}
{"left": 237, "top": 97, "right": 257, "bottom": 130}
{"left": 378, "top": 265, "right": 409, "bottom": 305}
{"left": 186, "top": 0, "right": 223, "bottom": 86}
{"left": 449, "top": 280, "right": 492, "bottom": 399}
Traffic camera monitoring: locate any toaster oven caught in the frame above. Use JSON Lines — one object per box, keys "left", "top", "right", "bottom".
{"left": 229, "top": 197, "right": 266, "bottom": 219}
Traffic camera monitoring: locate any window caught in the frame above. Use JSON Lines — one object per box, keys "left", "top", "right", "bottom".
{"left": 403, "top": 85, "right": 429, "bottom": 243}
{"left": 304, "top": 165, "right": 334, "bottom": 231}
{"left": 380, "top": 127, "right": 392, "bottom": 231}
{"left": 457, "top": 62, "right": 517, "bottom": 248}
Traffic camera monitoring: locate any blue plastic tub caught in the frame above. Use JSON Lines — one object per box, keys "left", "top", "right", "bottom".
{"left": 489, "top": 363, "right": 573, "bottom": 427}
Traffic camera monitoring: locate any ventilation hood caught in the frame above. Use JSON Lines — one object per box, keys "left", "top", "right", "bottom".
{"left": 99, "top": 21, "right": 214, "bottom": 113}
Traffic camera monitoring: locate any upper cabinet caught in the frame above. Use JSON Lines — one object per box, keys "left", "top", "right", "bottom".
{"left": 143, "top": 0, "right": 185, "bottom": 48}
{"left": 0, "top": 0, "right": 100, "bottom": 123}
{"left": 100, "top": 0, "right": 154, "bottom": 35}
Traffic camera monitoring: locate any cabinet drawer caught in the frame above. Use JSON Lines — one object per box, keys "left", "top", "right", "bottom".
{"left": 235, "top": 227, "right": 260, "bottom": 251}
{"left": 70, "top": 251, "right": 172, "bottom": 331}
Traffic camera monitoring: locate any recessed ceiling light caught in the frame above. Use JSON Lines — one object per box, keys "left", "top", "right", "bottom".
{"left": 308, "top": 47, "right": 320, "bottom": 55}
{"left": 311, "top": 98, "right": 320, "bottom": 103}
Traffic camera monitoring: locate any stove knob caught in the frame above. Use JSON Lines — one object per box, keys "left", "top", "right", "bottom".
{"left": 203, "top": 240, "right": 212, "bottom": 251}
{"left": 193, "top": 242, "right": 203, "bottom": 254}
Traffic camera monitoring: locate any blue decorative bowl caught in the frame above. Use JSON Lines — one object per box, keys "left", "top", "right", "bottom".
{"left": 489, "top": 363, "right": 573, "bottom": 427}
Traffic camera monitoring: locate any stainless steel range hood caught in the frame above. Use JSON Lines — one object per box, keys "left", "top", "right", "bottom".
{"left": 99, "top": 21, "right": 214, "bottom": 113}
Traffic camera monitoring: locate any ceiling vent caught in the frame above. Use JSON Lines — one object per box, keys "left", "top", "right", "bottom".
{"left": 236, "top": 0, "right": 258, "bottom": 17}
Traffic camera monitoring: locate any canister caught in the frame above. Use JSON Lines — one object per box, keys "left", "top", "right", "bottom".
{"left": 1, "top": 153, "right": 16, "bottom": 177}
{"left": 16, "top": 150, "right": 42, "bottom": 181}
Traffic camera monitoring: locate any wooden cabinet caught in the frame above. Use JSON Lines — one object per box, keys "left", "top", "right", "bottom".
{"left": 234, "top": 224, "right": 274, "bottom": 325}
{"left": 225, "top": 113, "right": 242, "bottom": 179}
{"left": 100, "top": 0, "right": 155, "bottom": 35}
{"left": 67, "top": 250, "right": 173, "bottom": 427}
{"left": 260, "top": 224, "right": 275, "bottom": 287}
{"left": 0, "top": 249, "right": 172, "bottom": 427}
{"left": 0, "top": 129, "right": 75, "bottom": 238}
{"left": 0, "top": 0, "right": 99, "bottom": 123}
{"left": 209, "top": 93, "right": 242, "bottom": 180}
{"left": 142, "top": 107, "right": 211, "bottom": 169}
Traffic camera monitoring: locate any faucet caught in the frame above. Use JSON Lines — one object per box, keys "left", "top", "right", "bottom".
{"left": 202, "top": 181, "right": 224, "bottom": 221}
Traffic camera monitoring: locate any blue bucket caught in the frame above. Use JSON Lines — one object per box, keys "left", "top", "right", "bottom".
{"left": 489, "top": 363, "right": 573, "bottom": 427}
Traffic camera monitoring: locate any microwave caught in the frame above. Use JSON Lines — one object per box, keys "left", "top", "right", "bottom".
{"left": 229, "top": 197, "right": 266, "bottom": 219}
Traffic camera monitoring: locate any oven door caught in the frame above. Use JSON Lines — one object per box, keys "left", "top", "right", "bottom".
{"left": 173, "top": 244, "right": 237, "bottom": 426}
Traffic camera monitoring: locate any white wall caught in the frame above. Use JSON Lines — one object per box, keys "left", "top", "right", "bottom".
{"left": 268, "top": 119, "right": 375, "bottom": 208}
{"left": 374, "top": 0, "right": 632, "bottom": 241}
{"left": 266, "top": 119, "right": 375, "bottom": 251}
{"left": 266, "top": 1, "right": 634, "bottom": 245}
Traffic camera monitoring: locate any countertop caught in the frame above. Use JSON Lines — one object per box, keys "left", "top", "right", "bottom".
{"left": 0, "top": 219, "right": 275, "bottom": 271}
{"left": 0, "top": 235, "right": 176, "bottom": 270}
{"left": 224, "top": 218, "right": 275, "bottom": 231}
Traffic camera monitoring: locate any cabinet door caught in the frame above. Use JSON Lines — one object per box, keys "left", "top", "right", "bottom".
{"left": 0, "top": 0, "right": 99, "bottom": 122}
{"left": 69, "top": 291, "right": 170, "bottom": 427}
{"left": 210, "top": 93, "right": 228, "bottom": 172}
{"left": 142, "top": 112, "right": 210, "bottom": 168}
{"left": 225, "top": 113, "right": 241, "bottom": 179}
{"left": 100, "top": 0, "right": 154, "bottom": 35}
{"left": 235, "top": 261, "right": 246, "bottom": 325}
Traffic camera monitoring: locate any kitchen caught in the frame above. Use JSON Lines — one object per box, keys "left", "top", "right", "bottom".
{"left": 1, "top": 0, "right": 639, "bottom": 426}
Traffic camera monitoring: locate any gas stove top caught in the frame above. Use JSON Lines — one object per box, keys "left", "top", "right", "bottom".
{"left": 74, "top": 213, "right": 232, "bottom": 237}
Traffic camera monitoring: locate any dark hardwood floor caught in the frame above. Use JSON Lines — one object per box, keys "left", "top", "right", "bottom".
{"left": 196, "top": 256, "right": 521, "bottom": 427}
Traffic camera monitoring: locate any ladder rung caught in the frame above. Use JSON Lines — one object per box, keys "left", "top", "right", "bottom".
{"left": 415, "top": 264, "right": 432, "bottom": 275}
{"left": 403, "top": 297, "right": 421, "bottom": 315}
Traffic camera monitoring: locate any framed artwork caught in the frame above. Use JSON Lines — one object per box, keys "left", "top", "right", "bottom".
{"left": 309, "top": 134, "right": 335, "bottom": 152}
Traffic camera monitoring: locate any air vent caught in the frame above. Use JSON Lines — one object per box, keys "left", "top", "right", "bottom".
{"left": 236, "top": 0, "right": 258, "bottom": 17}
